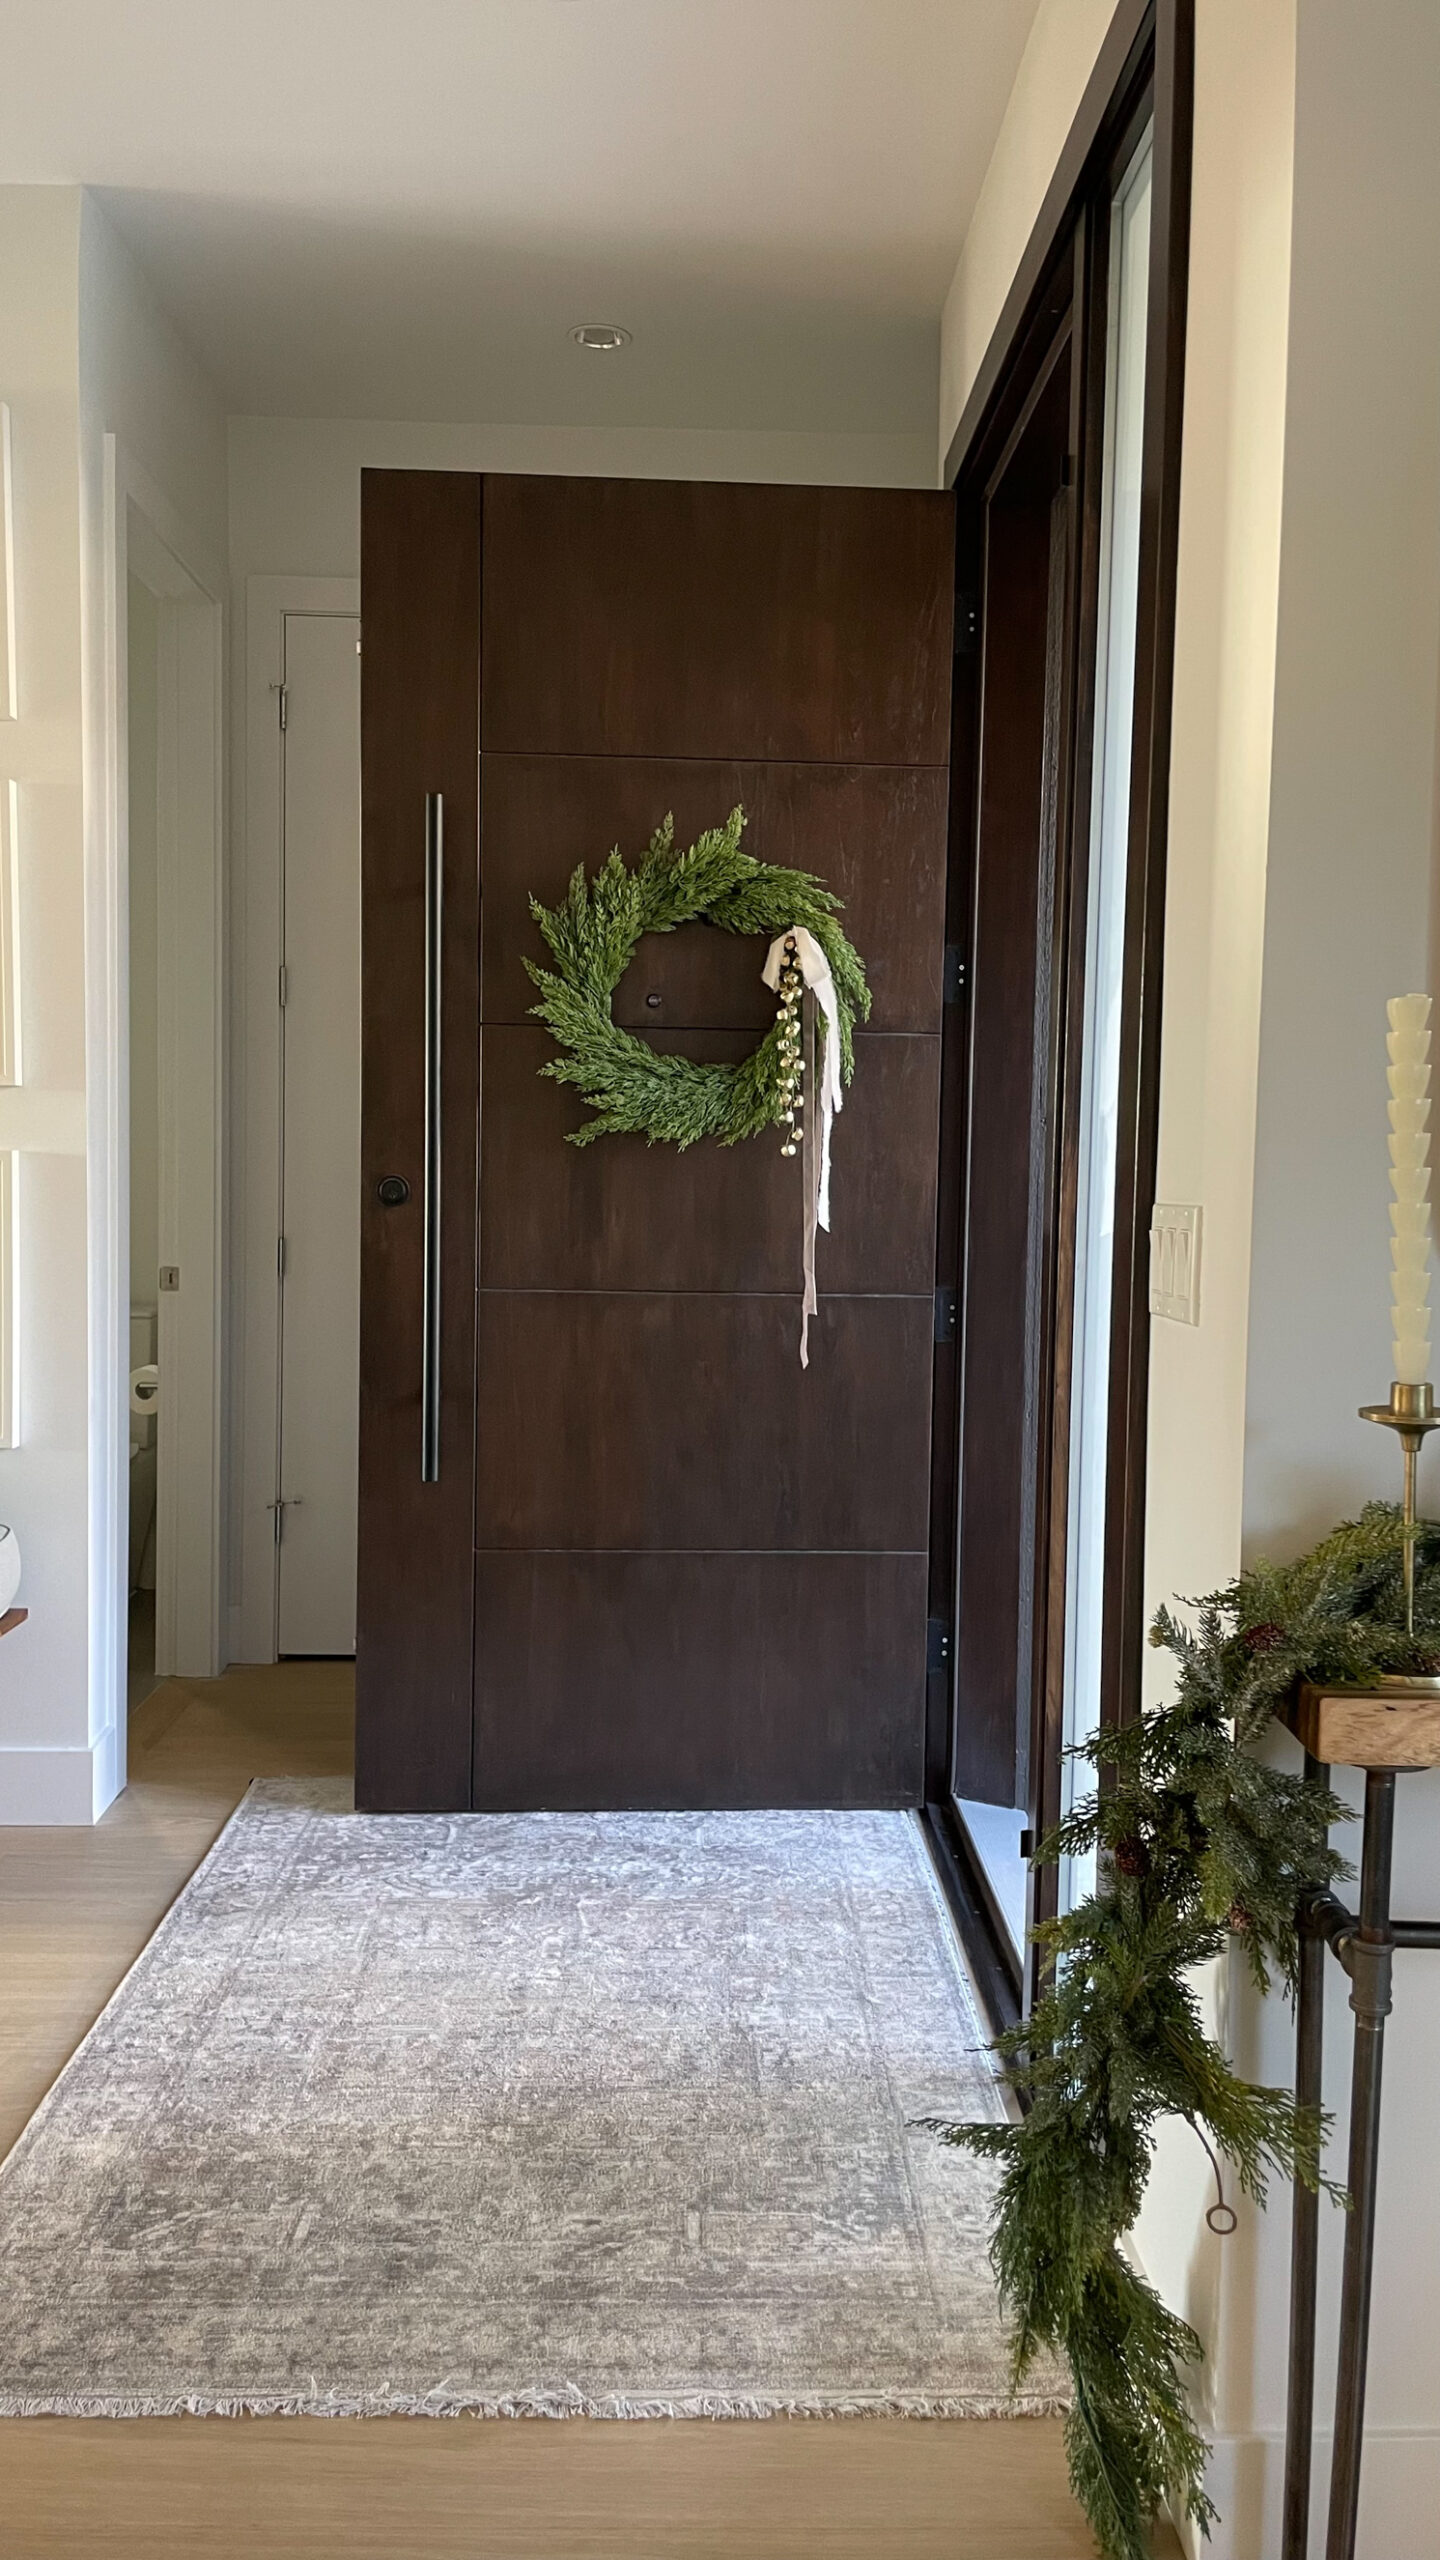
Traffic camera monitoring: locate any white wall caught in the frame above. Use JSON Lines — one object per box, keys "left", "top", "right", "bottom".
{"left": 1246, "top": 0, "right": 1440, "bottom": 1552}
{"left": 938, "top": 0, "right": 1117, "bottom": 465}
{"left": 1226, "top": 2, "right": 1440, "bottom": 2548}
{"left": 78, "top": 200, "right": 229, "bottom": 580}
{"left": 229, "top": 414, "right": 937, "bottom": 586}
{"left": 0, "top": 187, "right": 226, "bottom": 1819}
{"left": 1132, "top": 0, "right": 1299, "bottom": 2539}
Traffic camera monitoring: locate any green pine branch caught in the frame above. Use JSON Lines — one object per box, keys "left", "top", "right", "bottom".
{"left": 929, "top": 1503, "right": 1439, "bottom": 2559}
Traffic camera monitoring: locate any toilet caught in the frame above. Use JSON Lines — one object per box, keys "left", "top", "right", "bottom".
{"left": 128, "top": 1304, "right": 158, "bottom": 1596}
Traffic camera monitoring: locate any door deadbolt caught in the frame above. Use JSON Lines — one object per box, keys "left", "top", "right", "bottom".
{"left": 376, "top": 1175, "right": 411, "bottom": 1208}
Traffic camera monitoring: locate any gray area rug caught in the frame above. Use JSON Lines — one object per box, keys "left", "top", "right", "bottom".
{"left": 0, "top": 1780, "right": 1059, "bottom": 2419}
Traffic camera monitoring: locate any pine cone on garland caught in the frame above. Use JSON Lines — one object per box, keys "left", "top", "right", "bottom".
{"left": 1113, "top": 1837, "right": 1150, "bottom": 1879}
{"left": 1241, "top": 1622, "right": 1287, "bottom": 1655}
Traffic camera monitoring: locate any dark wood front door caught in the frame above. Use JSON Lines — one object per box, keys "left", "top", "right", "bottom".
{"left": 357, "top": 472, "right": 954, "bottom": 1812}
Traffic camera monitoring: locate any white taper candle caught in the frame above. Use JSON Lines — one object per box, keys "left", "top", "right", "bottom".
{"left": 1387, "top": 992, "right": 1432, "bottom": 1385}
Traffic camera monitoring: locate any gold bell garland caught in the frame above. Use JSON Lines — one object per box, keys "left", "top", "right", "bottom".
{"left": 776, "top": 934, "right": 805, "bottom": 1157}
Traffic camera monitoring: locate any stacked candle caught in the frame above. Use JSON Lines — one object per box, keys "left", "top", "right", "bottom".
{"left": 1387, "top": 992, "right": 1433, "bottom": 1386}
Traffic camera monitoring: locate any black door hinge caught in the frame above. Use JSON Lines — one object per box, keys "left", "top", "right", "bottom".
{"left": 943, "top": 944, "right": 965, "bottom": 1005}
{"left": 934, "top": 1286, "right": 957, "bottom": 1344}
{"left": 927, "top": 1617, "right": 953, "bottom": 1676}
{"left": 954, "top": 591, "right": 980, "bottom": 656}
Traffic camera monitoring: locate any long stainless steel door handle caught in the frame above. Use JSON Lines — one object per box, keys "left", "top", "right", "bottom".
{"left": 421, "top": 792, "right": 443, "bottom": 1482}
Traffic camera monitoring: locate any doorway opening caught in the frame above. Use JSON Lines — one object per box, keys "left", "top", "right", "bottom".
{"left": 126, "top": 570, "right": 160, "bottom": 1713}
{"left": 275, "top": 611, "right": 362, "bottom": 1656}
{"left": 236, "top": 578, "right": 362, "bottom": 1665}
{"left": 115, "top": 470, "right": 225, "bottom": 1755}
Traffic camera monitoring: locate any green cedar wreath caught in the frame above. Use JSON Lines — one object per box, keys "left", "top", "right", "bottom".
{"left": 525, "top": 805, "right": 869, "bottom": 1147}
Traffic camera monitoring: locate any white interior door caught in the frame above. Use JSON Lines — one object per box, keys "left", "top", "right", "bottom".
{"left": 277, "top": 611, "right": 361, "bottom": 1653}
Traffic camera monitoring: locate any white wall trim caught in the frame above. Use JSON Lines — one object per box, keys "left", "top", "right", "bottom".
{"left": 88, "top": 434, "right": 129, "bottom": 1807}
{"left": 1171, "top": 2426, "right": 1440, "bottom": 2560}
{"left": 96, "top": 437, "right": 227, "bottom": 1774}
{"left": 0, "top": 1150, "right": 18, "bottom": 1450}
{"left": 0, "top": 401, "right": 17, "bottom": 723}
{"left": 0, "top": 1735, "right": 120, "bottom": 1826}
{"left": 234, "top": 574, "right": 359, "bottom": 1664}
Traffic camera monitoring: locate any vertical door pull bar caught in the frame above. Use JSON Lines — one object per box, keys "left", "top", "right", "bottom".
{"left": 421, "top": 793, "right": 443, "bottom": 1482}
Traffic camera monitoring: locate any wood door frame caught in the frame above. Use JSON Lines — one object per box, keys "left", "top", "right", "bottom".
{"left": 234, "top": 576, "right": 359, "bottom": 1666}
{"left": 925, "top": 0, "right": 1194, "bottom": 2023}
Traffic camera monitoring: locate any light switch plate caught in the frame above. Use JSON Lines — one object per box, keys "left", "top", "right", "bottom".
{"left": 1149, "top": 1204, "right": 1202, "bottom": 1324}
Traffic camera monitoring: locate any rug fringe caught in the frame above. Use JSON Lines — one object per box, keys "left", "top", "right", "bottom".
{"left": 0, "top": 2387, "right": 1071, "bottom": 2422}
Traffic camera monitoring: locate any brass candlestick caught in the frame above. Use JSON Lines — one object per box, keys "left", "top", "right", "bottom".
{"left": 1358, "top": 1380, "right": 1440, "bottom": 1632}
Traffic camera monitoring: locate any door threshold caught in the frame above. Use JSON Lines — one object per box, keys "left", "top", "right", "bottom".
{"left": 919, "top": 1802, "right": 1023, "bottom": 2037}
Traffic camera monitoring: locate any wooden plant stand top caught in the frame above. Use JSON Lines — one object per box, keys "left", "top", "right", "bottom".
{"left": 1278, "top": 1683, "right": 1440, "bottom": 2560}
{"left": 1288, "top": 1680, "right": 1440, "bottom": 1769}
{"left": 0, "top": 1607, "right": 26, "bottom": 1637}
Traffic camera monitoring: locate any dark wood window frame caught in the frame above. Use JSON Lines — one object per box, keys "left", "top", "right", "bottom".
{"left": 923, "top": 0, "right": 1194, "bottom": 2025}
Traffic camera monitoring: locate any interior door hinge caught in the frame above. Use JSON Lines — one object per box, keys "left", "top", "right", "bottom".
{"left": 954, "top": 591, "right": 980, "bottom": 657}
{"left": 278, "top": 963, "right": 288, "bottom": 1008}
{"left": 277, "top": 1234, "right": 287, "bottom": 1279}
{"left": 934, "top": 1285, "right": 957, "bottom": 1345}
{"left": 943, "top": 944, "right": 965, "bottom": 1005}
{"left": 271, "top": 681, "right": 288, "bottom": 731}
{"left": 926, "top": 1617, "right": 953, "bottom": 1676}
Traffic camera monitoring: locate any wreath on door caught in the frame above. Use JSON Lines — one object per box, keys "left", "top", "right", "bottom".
{"left": 524, "top": 805, "right": 869, "bottom": 1148}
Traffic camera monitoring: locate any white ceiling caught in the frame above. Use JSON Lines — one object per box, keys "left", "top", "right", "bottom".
{"left": 1, "top": 1, "right": 1040, "bottom": 431}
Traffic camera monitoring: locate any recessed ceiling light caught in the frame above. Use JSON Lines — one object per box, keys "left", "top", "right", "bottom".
{"left": 570, "top": 323, "right": 631, "bottom": 352}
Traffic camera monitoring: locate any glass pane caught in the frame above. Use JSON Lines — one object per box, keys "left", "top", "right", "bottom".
{"left": 1060, "top": 128, "right": 1154, "bottom": 1915}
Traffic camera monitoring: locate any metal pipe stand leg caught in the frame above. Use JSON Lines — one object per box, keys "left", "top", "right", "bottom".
{"left": 1282, "top": 1844, "right": 1328, "bottom": 2559}
{"left": 1325, "top": 1770, "right": 1396, "bottom": 2560}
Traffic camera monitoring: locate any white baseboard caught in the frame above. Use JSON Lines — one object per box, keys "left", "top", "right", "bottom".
{"left": 1173, "top": 2429, "right": 1440, "bottom": 2559}
{"left": 0, "top": 1731, "right": 122, "bottom": 1824}
{"left": 92, "top": 1718, "right": 122, "bottom": 1814}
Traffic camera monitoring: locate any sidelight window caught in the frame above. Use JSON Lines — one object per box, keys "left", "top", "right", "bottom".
{"left": 1060, "top": 129, "right": 1155, "bottom": 1916}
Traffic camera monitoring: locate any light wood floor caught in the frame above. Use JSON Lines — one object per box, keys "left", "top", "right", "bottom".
{"left": 0, "top": 1663, "right": 1178, "bottom": 2558}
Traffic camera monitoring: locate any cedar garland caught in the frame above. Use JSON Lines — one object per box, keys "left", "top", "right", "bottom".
{"left": 935, "top": 1503, "right": 1440, "bottom": 2560}
{"left": 525, "top": 806, "right": 869, "bottom": 1148}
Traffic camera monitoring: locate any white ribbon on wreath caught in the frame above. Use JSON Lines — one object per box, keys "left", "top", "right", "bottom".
{"left": 762, "top": 927, "right": 843, "bottom": 1368}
